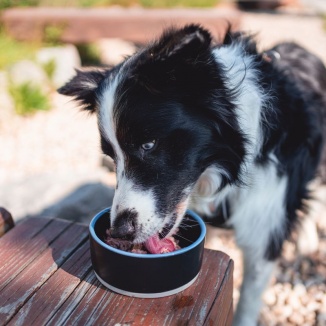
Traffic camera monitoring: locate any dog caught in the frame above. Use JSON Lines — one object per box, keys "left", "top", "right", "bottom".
{"left": 59, "top": 25, "right": 326, "bottom": 325}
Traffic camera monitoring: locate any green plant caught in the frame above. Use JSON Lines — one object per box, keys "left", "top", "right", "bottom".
{"left": 9, "top": 82, "right": 50, "bottom": 115}
{"left": 1, "top": 0, "right": 220, "bottom": 8}
{"left": 42, "top": 23, "right": 65, "bottom": 46}
{"left": 81, "top": 0, "right": 138, "bottom": 6}
{"left": 140, "top": 0, "right": 219, "bottom": 7}
{"left": 76, "top": 43, "right": 101, "bottom": 65}
{"left": 42, "top": 58, "right": 57, "bottom": 81}
{"left": 0, "top": 0, "right": 40, "bottom": 9}
{"left": 0, "top": 30, "right": 38, "bottom": 69}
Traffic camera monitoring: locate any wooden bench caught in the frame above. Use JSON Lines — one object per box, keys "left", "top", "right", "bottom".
{"left": 0, "top": 214, "right": 233, "bottom": 325}
{"left": 1, "top": 7, "right": 241, "bottom": 44}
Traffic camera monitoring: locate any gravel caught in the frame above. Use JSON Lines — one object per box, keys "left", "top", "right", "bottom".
{"left": 206, "top": 187, "right": 326, "bottom": 326}
{"left": 1, "top": 7, "right": 326, "bottom": 326}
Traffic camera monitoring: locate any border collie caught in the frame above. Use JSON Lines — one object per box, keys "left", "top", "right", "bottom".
{"left": 59, "top": 25, "right": 326, "bottom": 325}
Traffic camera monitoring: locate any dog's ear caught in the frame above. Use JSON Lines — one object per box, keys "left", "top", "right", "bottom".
{"left": 150, "top": 24, "right": 212, "bottom": 62}
{"left": 223, "top": 30, "right": 258, "bottom": 55}
{"left": 58, "top": 68, "right": 108, "bottom": 112}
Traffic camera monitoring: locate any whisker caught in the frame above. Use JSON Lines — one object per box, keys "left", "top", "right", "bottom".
{"left": 175, "top": 233, "right": 194, "bottom": 244}
{"left": 178, "top": 222, "right": 198, "bottom": 229}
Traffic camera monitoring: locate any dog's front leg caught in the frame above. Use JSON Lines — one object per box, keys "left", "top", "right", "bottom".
{"left": 233, "top": 252, "right": 276, "bottom": 326}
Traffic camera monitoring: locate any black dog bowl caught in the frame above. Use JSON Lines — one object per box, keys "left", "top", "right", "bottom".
{"left": 89, "top": 208, "right": 206, "bottom": 298}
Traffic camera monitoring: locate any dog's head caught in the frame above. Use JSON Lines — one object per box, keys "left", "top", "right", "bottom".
{"left": 59, "top": 25, "right": 246, "bottom": 243}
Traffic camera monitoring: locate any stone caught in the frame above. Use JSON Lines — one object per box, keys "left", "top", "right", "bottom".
{"left": 36, "top": 44, "right": 81, "bottom": 88}
{"left": 288, "top": 311, "right": 305, "bottom": 325}
{"left": 297, "top": 216, "right": 319, "bottom": 255}
{"left": 0, "top": 71, "right": 15, "bottom": 129}
{"left": 293, "top": 283, "right": 307, "bottom": 297}
{"left": 96, "top": 38, "right": 137, "bottom": 66}
{"left": 287, "top": 294, "right": 301, "bottom": 310}
{"left": 263, "top": 289, "right": 277, "bottom": 306}
{"left": 9, "top": 60, "right": 48, "bottom": 90}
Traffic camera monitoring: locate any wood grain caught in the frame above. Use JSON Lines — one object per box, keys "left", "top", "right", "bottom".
{"left": 48, "top": 250, "right": 233, "bottom": 326}
{"left": 0, "top": 219, "right": 88, "bottom": 324}
{"left": 0, "top": 218, "right": 70, "bottom": 291}
{"left": 8, "top": 241, "right": 92, "bottom": 326}
{"left": 0, "top": 217, "right": 233, "bottom": 325}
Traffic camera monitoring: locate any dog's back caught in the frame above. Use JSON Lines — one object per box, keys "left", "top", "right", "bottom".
{"left": 267, "top": 42, "right": 326, "bottom": 182}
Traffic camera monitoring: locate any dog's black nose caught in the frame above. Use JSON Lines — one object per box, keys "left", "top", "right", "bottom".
{"left": 111, "top": 209, "right": 137, "bottom": 240}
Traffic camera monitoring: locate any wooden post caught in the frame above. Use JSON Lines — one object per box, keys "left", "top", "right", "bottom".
{"left": 0, "top": 207, "right": 15, "bottom": 237}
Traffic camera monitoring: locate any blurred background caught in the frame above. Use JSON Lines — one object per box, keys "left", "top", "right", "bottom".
{"left": 0, "top": 0, "right": 326, "bottom": 325}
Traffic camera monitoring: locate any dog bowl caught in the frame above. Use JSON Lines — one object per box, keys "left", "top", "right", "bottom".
{"left": 89, "top": 208, "right": 206, "bottom": 298}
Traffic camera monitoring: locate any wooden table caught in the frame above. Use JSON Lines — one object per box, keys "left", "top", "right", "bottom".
{"left": 0, "top": 217, "right": 233, "bottom": 326}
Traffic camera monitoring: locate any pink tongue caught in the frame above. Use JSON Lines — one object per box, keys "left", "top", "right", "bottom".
{"left": 144, "top": 234, "right": 176, "bottom": 254}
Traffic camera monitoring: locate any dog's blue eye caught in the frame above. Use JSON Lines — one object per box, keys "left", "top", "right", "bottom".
{"left": 141, "top": 140, "right": 156, "bottom": 151}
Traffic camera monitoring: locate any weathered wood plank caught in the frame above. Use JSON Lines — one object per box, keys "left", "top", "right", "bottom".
{"left": 0, "top": 222, "right": 88, "bottom": 324}
{"left": 50, "top": 249, "right": 231, "bottom": 326}
{"left": 0, "top": 208, "right": 14, "bottom": 237}
{"left": 0, "top": 217, "right": 51, "bottom": 252}
{"left": 53, "top": 280, "right": 115, "bottom": 326}
{"left": 46, "top": 271, "right": 99, "bottom": 326}
{"left": 225, "top": 302, "right": 234, "bottom": 326}
{"left": 1, "top": 7, "right": 241, "bottom": 44}
{"left": 8, "top": 240, "right": 92, "bottom": 326}
{"left": 0, "top": 218, "right": 72, "bottom": 292}
{"left": 203, "top": 260, "right": 234, "bottom": 325}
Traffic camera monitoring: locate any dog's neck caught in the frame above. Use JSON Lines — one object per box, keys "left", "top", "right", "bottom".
{"left": 190, "top": 42, "right": 267, "bottom": 217}
{"left": 213, "top": 42, "right": 266, "bottom": 162}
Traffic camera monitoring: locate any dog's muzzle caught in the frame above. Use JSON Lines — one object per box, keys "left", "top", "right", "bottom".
{"left": 110, "top": 209, "right": 137, "bottom": 241}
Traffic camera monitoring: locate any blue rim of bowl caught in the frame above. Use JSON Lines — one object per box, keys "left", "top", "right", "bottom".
{"left": 89, "top": 207, "right": 206, "bottom": 259}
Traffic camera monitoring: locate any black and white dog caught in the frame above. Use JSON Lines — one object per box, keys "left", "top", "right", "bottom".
{"left": 59, "top": 25, "right": 326, "bottom": 325}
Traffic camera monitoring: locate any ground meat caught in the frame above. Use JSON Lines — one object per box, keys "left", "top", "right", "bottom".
{"left": 104, "top": 229, "right": 180, "bottom": 254}
{"left": 105, "top": 229, "right": 134, "bottom": 251}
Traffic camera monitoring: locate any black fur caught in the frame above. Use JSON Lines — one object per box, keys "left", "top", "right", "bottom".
{"left": 58, "top": 68, "right": 109, "bottom": 111}
{"left": 258, "top": 42, "right": 326, "bottom": 258}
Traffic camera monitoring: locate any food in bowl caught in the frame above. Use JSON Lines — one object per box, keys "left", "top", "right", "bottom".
{"left": 105, "top": 228, "right": 180, "bottom": 254}
{"left": 89, "top": 208, "right": 206, "bottom": 298}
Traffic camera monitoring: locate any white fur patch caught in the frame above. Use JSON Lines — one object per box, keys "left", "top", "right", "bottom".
{"left": 111, "top": 175, "right": 164, "bottom": 243}
{"left": 97, "top": 70, "right": 186, "bottom": 242}
{"left": 98, "top": 73, "right": 166, "bottom": 240}
{"left": 189, "top": 165, "right": 231, "bottom": 217}
{"left": 229, "top": 157, "right": 288, "bottom": 259}
{"left": 232, "top": 161, "right": 285, "bottom": 324}
{"left": 213, "top": 43, "right": 270, "bottom": 175}
{"left": 98, "top": 74, "right": 124, "bottom": 179}
{"left": 191, "top": 42, "right": 273, "bottom": 220}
